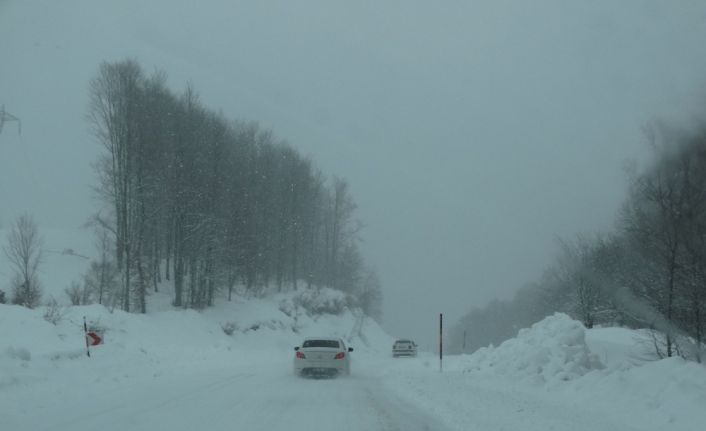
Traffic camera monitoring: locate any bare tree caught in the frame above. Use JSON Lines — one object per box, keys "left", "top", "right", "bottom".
{"left": 356, "top": 268, "right": 383, "bottom": 322}
{"left": 65, "top": 281, "right": 89, "bottom": 306}
{"left": 326, "top": 178, "right": 358, "bottom": 290}
{"left": 621, "top": 130, "right": 691, "bottom": 357}
{"left": 88, "top": 59, "right": 144, "bottom": 312}
{"left": 554, "top": 235, "right": 614, "bottom": 328}
{"left": 86, "top": 59, "right": 376, "bottom": 312}
{"left": 4, "top": 214, "right": 43, "bottom": 308}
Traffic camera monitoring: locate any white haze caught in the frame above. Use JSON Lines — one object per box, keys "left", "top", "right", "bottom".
{"left": 2, "top": 0, "right": 706, "bottom": 346}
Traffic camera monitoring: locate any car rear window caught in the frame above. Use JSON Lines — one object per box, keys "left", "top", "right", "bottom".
{"left": 303, "top": 339, "right": 340, "bottom": 348}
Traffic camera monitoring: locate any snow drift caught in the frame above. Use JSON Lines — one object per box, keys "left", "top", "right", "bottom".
{"left": 461, "top": 313, "right": 603, "bottom": 385}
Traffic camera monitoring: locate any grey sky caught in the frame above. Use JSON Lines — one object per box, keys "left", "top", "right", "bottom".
{"left": 3, "top": 0, "right": 706, "bottom": 346}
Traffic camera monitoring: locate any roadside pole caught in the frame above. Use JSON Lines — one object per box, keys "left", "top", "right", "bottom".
{"left": 439, "top": 313, "right": 443, "bottom": 372}
{"left": 83, "top": 316, "right": 91, "bottom": 357}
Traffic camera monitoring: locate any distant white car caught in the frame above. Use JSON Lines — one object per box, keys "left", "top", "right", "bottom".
{"left": 294, "top": 337, "right": 353, "bottom": 377}
{"left": 392, "top": 339, "right": 417, "bottom": 357}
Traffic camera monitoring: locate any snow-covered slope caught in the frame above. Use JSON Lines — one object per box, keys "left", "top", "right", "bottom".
{"left": 0, "top": 287, "right": 393, "bottom": 389}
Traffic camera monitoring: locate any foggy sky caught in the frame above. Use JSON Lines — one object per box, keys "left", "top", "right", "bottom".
{"left": 3, "top": 0, "right": 706, "bottom": 347}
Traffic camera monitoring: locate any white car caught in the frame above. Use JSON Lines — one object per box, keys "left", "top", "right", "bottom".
{"left": 294, "top": 337, "right": 353, "bottom": 377}
{"left": 392, "top": 339, "right": 417, "bottom": 357}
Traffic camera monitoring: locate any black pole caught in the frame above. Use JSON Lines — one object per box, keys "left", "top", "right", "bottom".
{"left": 439, "top": 313, "right": 443, "bottom": 372}
{"left": 83, "top": 316, "right": 90, "bottom": 357}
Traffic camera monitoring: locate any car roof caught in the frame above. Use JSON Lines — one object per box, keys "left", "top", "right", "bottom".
{"left": 304, "top": 336, "right": 341, "bottom": 341}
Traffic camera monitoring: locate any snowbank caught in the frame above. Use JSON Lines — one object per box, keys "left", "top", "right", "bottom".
{"left": 380, "top": 313, "right": 706, "bottom": 431}
{"left": 461, "top": 313, "right": 603, "bottom": 385}
{"left": 0, "top": 287, "right": 392, "bottom": 391}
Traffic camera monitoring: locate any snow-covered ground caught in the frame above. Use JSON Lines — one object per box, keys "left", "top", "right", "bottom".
{"left": 382, "top": 314, "right": 706, "bottom": 431}
{"left": 2, "top": 291, "right": 705, "bottom": 431}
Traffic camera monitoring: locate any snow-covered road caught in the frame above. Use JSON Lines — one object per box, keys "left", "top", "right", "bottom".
{"left": 5, "top": 358, "right": 448, "bottom": 431}
{"left": 3, "top": 353, "right": 651, "bottom": 431}
{"left": 3, "top": 303, "right": 704, "bottom": 431}
{"left": 5, "top": 345, "right": 705, "bottom": 431}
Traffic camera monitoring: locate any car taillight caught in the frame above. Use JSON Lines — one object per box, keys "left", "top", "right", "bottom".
{"left": 296, "top": 351, "right": 306, "bottom": 359}
{"left": 334, "top": 352, "right": 345, "bottom": 360}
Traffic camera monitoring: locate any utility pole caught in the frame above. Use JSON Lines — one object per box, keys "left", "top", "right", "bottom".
{"left": 0, "top": 105, "right": 21, "bottom": 135}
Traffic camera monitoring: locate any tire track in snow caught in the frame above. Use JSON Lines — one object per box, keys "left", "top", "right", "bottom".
{"left": 43, "top": 371, "right": 256, "bottom": 431}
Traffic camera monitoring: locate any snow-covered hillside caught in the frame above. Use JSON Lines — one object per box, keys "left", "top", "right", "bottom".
{"left": 0, "top": 287, "right": 394, "bottom": 387}
{"left": 2, "top": 292, "right": 705, "bottom": 431}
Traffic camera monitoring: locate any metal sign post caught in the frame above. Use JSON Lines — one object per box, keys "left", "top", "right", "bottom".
{"left": 83, "top": 316, "right": 103, "bottom": 358}
{"left": 439, "top": 313, "right": 443, "bottom": 372}
{"left": 83, "top": 316, "right": 91, "bottom": 357}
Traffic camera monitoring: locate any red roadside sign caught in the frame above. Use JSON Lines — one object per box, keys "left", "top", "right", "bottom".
{"left": 86, "top": 331, "right": 102, "bottom": 346}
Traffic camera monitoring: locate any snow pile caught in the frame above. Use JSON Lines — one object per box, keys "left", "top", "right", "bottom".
{"left": 461, "top": 313, "right": 603, "bottom": 385}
